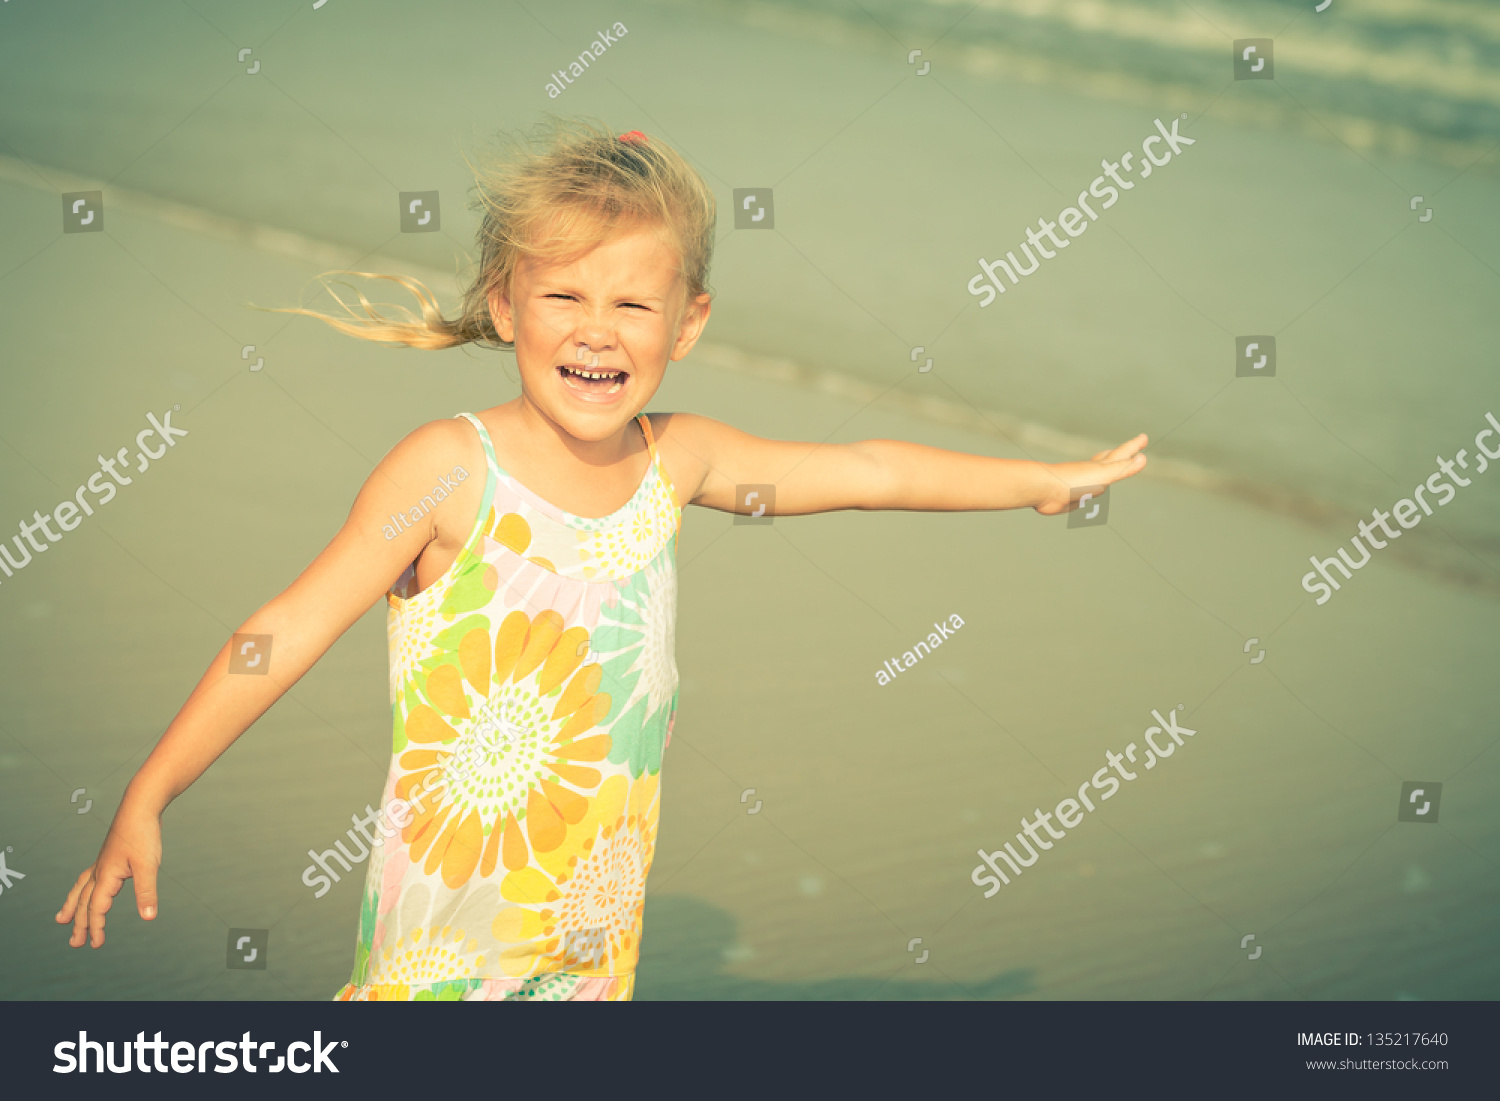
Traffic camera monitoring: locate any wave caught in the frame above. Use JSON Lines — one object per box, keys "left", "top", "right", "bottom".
{"left": 645, "top": 0, "right": 1500, "bottom": 165}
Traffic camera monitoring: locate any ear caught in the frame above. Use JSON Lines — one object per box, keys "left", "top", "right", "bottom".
{"left": 487, "top": 285, "right": 516, "bottom": 344}
{"left": 668, "top": 292, "right": 713, "bottom": 363}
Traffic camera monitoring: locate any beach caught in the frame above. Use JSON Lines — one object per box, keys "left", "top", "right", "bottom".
{"left": 0, "top": 0, "right": 1496, "bottom": 1001}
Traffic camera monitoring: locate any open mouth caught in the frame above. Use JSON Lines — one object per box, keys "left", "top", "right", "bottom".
{"left": 556, "top": 363, "right": 628, "bottom": 397}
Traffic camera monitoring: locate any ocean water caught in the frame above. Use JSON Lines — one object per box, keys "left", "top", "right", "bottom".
{"left": 0, "top": 0, "right": 1496, "bottom": 1001}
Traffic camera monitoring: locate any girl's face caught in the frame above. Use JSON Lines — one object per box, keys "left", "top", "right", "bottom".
{"left": 488, "top": 225, "right": 711, "bottom": 444}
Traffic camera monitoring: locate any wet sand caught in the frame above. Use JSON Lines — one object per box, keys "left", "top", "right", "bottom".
{"left": 0, "top": 0, "right": 1496, "bottom": 1000}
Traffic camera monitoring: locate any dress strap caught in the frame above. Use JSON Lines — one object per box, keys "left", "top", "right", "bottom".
{"left": 636, "top": 413, "right": 683, "bottom": 554}
{"left": 637, "top": 414, "right": 681, "bottom": 509}
{"left": 452, "top": 412, "right": 500, "bottom": 543}
{"left": 455, "top": 411, "right": 501, "bottom": 476}
{"left": 635, "top": 412, "right": 659, "bottom": 459}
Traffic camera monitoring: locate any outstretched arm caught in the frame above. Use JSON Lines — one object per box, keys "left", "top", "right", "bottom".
{"left": 653, "top": 413, "right": 1147, "bottom": 516}
{"left": 55, "top": 418, "right": 484, "bottom": 947}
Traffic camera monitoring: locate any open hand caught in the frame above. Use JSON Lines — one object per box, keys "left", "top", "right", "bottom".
{"left": 56, "top": 806, "right": 161, "bottom": 948}
{"left": 1033, "top": 434, "right": 1148, "bottom": 515}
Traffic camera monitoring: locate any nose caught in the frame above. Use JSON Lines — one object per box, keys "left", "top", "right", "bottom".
{"left": 575, "top": 309, "right": 615, "bottom": 353}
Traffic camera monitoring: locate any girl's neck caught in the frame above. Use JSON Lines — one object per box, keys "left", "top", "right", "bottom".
{"left": 497, "top": 395, "right": 640, "bottom": 465}
{"left": 478, "top": 397, "right": 650, "bottom": 519}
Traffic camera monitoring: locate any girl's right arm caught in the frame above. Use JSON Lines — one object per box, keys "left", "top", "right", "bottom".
{"left": 55, "top": 417, "right": 483, "bottom": 948}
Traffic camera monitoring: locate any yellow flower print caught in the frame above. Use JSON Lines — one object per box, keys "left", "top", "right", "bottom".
{"left": 575, "top": 481, "right": 673, "bottom": 579}
{"left": 388, "top": 590, "right": 447, "bottom": 703}
{"left": 487, "top": 509, "right": 556, "bottom": 572}
{"left": 492, "top": 772, "right": 659, "bottom": 977}
{"left": 375, "top": 924, "right": 487, "bottom": 988}
{"left": 393, "top": 609, "right": 612, "bottom": 892}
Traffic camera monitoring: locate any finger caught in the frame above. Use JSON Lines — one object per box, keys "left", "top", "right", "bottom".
{"left": 1104, "top": 433, "right": 1148, "bottom": 461}
{"left": 57, "top": 866, "right": 94, "bottom": 924}
{"left": 1101, "top": 452, "right": 1148, "bottom": 484}
{"left": 135, "top": 861, "right": 159, "bottom": 922}
{"left": 86, "top": 865, "right": 126, "bottom": 948}
{"left": 69, "top": 875, "right": 95, "bottom": 947}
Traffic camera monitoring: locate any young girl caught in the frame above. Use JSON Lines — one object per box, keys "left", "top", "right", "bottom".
{"left": 56, "top": 119, "right": 1147, "bottom": 1001}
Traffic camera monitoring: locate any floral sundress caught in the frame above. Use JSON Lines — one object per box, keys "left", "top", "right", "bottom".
{"left": 334, "top": 411, "right": 680, "bottom": 1002}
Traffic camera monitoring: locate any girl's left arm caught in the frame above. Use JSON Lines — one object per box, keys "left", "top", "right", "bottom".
{"left": 654, "top": 413, "right": 1147, "bottom": 516}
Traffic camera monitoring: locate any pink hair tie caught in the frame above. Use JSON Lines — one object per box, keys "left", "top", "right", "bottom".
{"left": 618, "top": 130, "right": 647, "bottom": 144}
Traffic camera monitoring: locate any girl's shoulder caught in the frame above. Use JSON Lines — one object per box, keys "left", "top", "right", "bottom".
{"left": 382, "top": 415, "right": 488, "bottom": 480}
{"left": 643, "top": 412, "right": 727, "bottom": 508}
{"left": 644, "top": 410, "right": 721, "bottom": 449}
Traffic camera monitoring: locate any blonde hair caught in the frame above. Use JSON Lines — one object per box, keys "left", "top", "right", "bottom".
{"left": 263, "top": 117, "right": 716, "bottom": 351}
